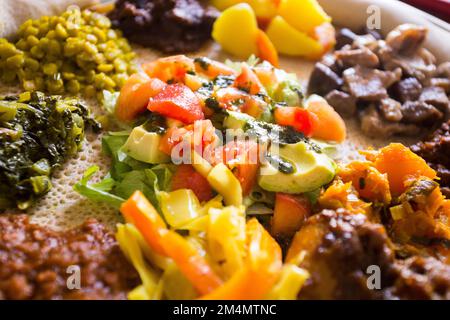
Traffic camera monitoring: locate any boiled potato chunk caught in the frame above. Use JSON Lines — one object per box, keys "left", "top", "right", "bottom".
{"left": 212, "top": 3, "right": 259, "bottom": 58}
{"left": 211, "top": 0, "right": 279, "bottom": 20}
{"left": 266, "top": 16, "right": 322, "bottom": 58}
{"left": 278, "top": 0, "right": 331, "bottom": 34}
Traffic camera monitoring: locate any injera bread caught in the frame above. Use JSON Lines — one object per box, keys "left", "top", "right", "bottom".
{"left": 0, "top": 0, "right": 448, "bottom": 230}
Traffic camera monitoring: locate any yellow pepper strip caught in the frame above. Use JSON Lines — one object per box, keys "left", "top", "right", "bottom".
{"left": 116, "top": 224, "right": 162, "bottom": 300}
{"left": 207, "top": 163, "right": 243, "bottom": 206}
{"left": 200, "top": 218, "right": 282, "bottom": 300}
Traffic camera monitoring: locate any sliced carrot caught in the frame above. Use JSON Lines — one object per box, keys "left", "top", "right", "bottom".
{"left": 272, "top": 193, "right": 311, "bottom": 237}
{"left": 234, "top": 63, "right": 264, "bottom": 95}
{"left": 194, "top": 57, "right": 237, "bottom": 79}
{"left": 160, "top": 230, "right": 223, "bottom": 295}
{"left": 142, "top": 55, "right": 195, "bottom": 83}
{"left": 306, "top": 95, "right": 346, "bottom": 143}
{"left": 372, "top": 143, "right": 437, "bottom": 196}
{"left": 120, "top": 190, "right": 168, "bottom": 256}
{"left": 116, "top": 74, "right": 166, "bottom": 121}
{"left": 201, "top": 218, "right": 282, "bottom": 300}
{"left": 256, "top": 29, "right": 279, "bottom": 67}
{"left": 121, "top": 191, "right": 223, "bottom": 295}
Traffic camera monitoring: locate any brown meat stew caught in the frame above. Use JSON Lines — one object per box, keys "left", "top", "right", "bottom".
{"left": 308, "top": 24, "right": 450, "bottom": 138}
{"left": 0, "top": 215, "right": 139, "bottom": 300}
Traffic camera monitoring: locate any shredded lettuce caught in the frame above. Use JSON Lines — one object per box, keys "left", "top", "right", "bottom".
{"left": 74, "top": 132, "right": 173, "bottom": 209}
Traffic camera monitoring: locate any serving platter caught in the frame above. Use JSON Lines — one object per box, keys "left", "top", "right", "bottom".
{"left": 0, "top": 0, "right": 449, "bottom": 300}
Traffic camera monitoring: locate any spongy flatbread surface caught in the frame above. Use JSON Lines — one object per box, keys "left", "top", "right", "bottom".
{"left": 2, "top": 0, "right": 448, "bottom": 230}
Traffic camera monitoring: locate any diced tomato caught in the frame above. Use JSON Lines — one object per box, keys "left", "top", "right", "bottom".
{"left": 142, "top": 55, "right": 195, "bottom": 83}
{"left": 272, "top": 193, "right": 311, "bottom": 237}
{"left": 274, "top": 107, "right": 314, "bottom": 136}
{"left": 148, "top": 83, "right": 204, "bottom": 124}
{"left": 211, "top": 140, "right": 261, "bottom": 196}
{"left": 171, "top": 164, "right": 214, "bottom": 202}
{"left": 234, "top": 63, "right": 264, "bottom": 95}
{"left": 215, "top": 87, "right": 267, "bottom": 118}
{"left": 116, "top": 74, "right": 166, "bottom": 121}
{"left": 194, "top": 57, "right": 237, "bottom": 79}
{"left": 306, "top": 95, "right": 346, "bottom": 143}
{"left": 159, "top": 120, "right": 218, "bottom": 159}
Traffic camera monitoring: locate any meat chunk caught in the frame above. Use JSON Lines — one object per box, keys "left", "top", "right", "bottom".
{"left": 289, "top": 209, "right": 450, "bottom": 300}
{"left": 335, "top": 46, "right": 379, "bottom": 68}
{"left": 382, "top": 48, "right": 436, "bottom": 82}
{"left": 385, "top": 24, "right": 427, "bottom": 56}
{"left": 360, "top": 106, "right": 420, "bottom": 138}
{"left": 108, "top": 0, "right": 219, "bottom": 53}
{"left": 379, "top": 97, "right": 403, "bottom": 122}
{"left": 336, "top": 28, "right": 358, "bottom": 50}
{"left": 436, "top": 62, "right": 450, "bottom": 79}
{"left": 419, "top": 86, "right": 449, "bottom": 112}
{"left": 401, "top": 101, "right": 443, "bottom": 125}
{"left": 430, "top": 78, "right": 450, "bottom": 94}
{"left": 411, "top": 120, "right": 450, "bottom": 197}
{"left": 308, "top": 62, "right": 344, "bottom": 96}
{"left": 392, "top": 77, "right": 423, "bottom": 102}
{"left": 325, "top": 90, "right": 357, "bottom": 117}
{"left": 343, "top": 66, "right": 401, "bottom": 101}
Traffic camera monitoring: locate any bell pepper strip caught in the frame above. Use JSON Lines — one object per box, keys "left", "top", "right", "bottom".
{"left": 194, "top": 57, "right": 237, "bottom": 79}
{"left": 142, "top": 55, "right": 195, "bottom": 83}
{"left": 234, "top": 63, "right": 264, "bottom": 95}
{"left": 305, "top": 95, "right": 346, "bottom": 143}
{"left": 120, "top": 191, "right": 223, "bottom": 295}
{"left": 274, "top": 106, "right": 314, "bottom": 136}
{"left": 120, "top": 190, "right": 168, "bottom": 256}
{"left": 160, "top": 230, "right": 223, "bottom": 295}
{"left": 271, "top": 193, "right": 311, "bottom": 237}
{"left": 256, "top": 29, "right": 279, "bottom": 67}
{"left": 116, "top": 73, "right": 166, "bottom": 121}
{"left": 148, "top": 83, "right": 205, "bottom": 124}
{"left": 171, "top": 164, "right": 214, "bottom": 202}
{"left": 200, "top": 218, "right": 282, "bottom": 300}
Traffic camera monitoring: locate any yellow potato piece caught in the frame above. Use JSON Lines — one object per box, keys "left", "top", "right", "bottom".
{"left": 211, "top": 0, "right": 278, "bottom": 20}
{"left": 212, "top": 3, "right": 259, "bottom": 58}
{"left": 266, "top": 16, "right": 323, "bottom": 58}
{"left": 278, "top": 0, "right": 331, "bottom": 34}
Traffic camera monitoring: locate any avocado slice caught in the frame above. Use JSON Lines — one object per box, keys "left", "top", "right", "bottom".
{"left": 122, "top": 126, "right": 170, "bottom": 164}
{"left": 258, "top": 141, "right": 336, "bottom": 193}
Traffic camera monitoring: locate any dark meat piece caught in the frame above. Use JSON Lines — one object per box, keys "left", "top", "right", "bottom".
{"left": 0, "top": 215, "right": 139, "bottom": 300}
{"left": 360, "top": 106, "right": 420, "bottom": 138}
{"left": 336, "top": 28, "right": 358, "bottom": 50}
{"left": 379, "top": 97, "right": 403, "bottom": 122}
{"left": 325, "top": 90, "right": 357, "bottom": 117}
{"left": 419, "top": 86, "right": 450, "bottom": 112}
{"left": 335, "top": 46, "right": 379, "bottom": 68}
{"left": 430, "top": 78, "right": 450, "bottom": 94}
{"left": 436, "top": 62, "right": 450, "bottom": 79}
{"left": 385, "top": 24, "right": 427, "bottom": 56}
{"left": 411, "top": 121, "right": 450, "bottom": 197}
{"left": 381, "top": 47, "right": 436, "bottom": 82}
{"left": 401, "top": 101, "right": 443, "bottom": 125}
{"left": 392, "top": 77, "right": 423, "bottom": 102}
{"left": 308, "top": 62, "right": 344, "bottom": 96}
{"left": 359, "top": 26, "right": 383, "bottom": 41}
{"left": 343, "top": 66, "right": 401, "bottom": 101}
{"left": 108, "top": 0, "right": 219, "bottom": 53}
{"left": 293, "top": 209, "right": 450, "bottom": 300}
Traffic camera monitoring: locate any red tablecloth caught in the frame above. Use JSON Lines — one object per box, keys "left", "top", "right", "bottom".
{"left": 401, "top": 0, "right": 450, "bottom": 22}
